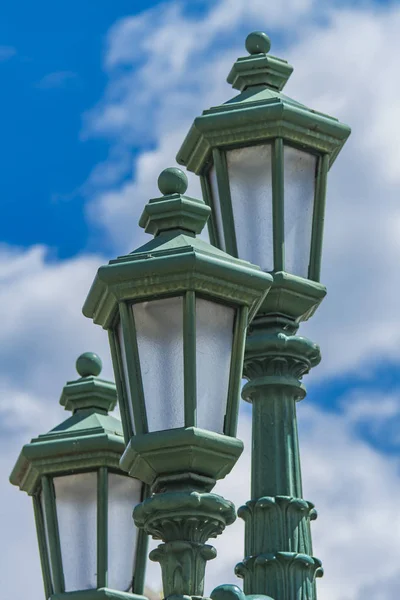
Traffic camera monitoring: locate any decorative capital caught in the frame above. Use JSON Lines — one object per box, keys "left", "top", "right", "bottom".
{"left": 243, "top": 330, "right": 321, "bottom": 401}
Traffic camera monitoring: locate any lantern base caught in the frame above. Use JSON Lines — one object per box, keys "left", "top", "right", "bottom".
{"left": 120, "top": 427, "right": 243, "bottom": 487}
{"left": 50, "top": 589, "right": 148, "bottom": 600}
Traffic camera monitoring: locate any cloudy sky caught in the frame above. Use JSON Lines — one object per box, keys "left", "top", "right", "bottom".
{"left": 2, "top": 1, "right": 400, "bottom": 599}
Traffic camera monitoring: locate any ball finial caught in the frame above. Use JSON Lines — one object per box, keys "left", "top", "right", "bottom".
{"left": 245, "top": 31, "right": 271, "bottom": 55}
{"left": 76, "top": 352, "right": 102, "bottom": 378}
{"left": 157, "top": 167, "right": 188, "bottom": 196}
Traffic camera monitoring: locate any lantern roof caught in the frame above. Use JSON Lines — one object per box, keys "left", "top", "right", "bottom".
{"left": 10, "top": 353, "right": 125, "bottom": 495}
{"left": 83, "top": 168, "right": 273, "bottom": 329}
{"left": 176, "top": 31, "right": 351, "bottom": 175}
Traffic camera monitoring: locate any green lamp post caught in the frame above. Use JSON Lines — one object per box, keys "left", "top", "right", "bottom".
{"left": 177, "top": 32, "right": 351, "bottom": 599}
{"left": 10, "top": 352, "right": 148, "bottom": 600}
{"left": 83, "top": 168, "right": 273, "bottom": 598}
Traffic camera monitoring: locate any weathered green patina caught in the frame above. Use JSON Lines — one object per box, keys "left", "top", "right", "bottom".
{"left": 10, "top": 353, "right": 148, "bottom": 600}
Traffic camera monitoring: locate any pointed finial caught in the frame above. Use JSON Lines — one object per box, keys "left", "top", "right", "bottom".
{"left": 139, "top": 166, "right": 210, "bottom": 236}
{"left": 76, "top": 352, "right": 102, "bottom": 378}
{"left": 60, "top": 352, "right": 116, "bottom": 413}
{"left": 227, "top": 31, "right": 293, "bottom": 92}
{"left": 245, "top": 31, "right": 271, "bottom": 55}
{"left": 158, "top": 167, "right": 188, "bottom": 196}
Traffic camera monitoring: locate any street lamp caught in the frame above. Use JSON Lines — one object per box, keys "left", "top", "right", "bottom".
{"left": 10, "top": 353, "right": 148, "bottom": 600}
{"left": 177, "top": 32, "right": 351, "bottom": 599}
{"left": 83, "top": 167, "right": 273, "bottom": 598}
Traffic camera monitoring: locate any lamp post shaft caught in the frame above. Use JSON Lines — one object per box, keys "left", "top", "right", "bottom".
{"left": 236, "top": 317, "right": 323, "bottom": 600}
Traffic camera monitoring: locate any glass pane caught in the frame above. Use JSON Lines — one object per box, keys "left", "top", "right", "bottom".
{"left": 118, "top": 321, "right": 136, "bottom": 434}
{"left": 196, "top": 298, "right": 235, "bottom": 433}
{"left": 108, "top": 473, "right": 143, "bottom": 592}
{"left": 133, "top": 297, "right": 184, "bottom": 432}
{"left": 227, "top": 145, "right": 273, "bottom": 271}
{"left": 209, "top": 166, "right": 226, "bottom": 251}
{"left": 53, "top": 473, "right": 97, "bottom": 591}
{"left": 284, "top": 146, "right": 316, "bottom": 277}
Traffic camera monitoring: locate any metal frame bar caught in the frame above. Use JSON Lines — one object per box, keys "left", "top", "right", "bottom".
{"left": 97, "top": 467, "right": 108, "bottom": 588}
{"left": 224, "top": 306, "right": 249, "bottom": 436}
{"left": 272, "top": 137, "right": 285, "bottom": 271}
{"left": 183, "top": 290, "right": 197, "bottom": 427}
{"left": 308, "top": 153, "right": 329, "bottom": 281}
{"left": 108, "top": 328, "right": 133, "bottom": 443}
{"left": 41, "top": 476, "right": 65, "bottom": 594}
{"left": 33, "top": 494, "right": 53, "bottom": 599}
{"left": 119, "top": 302, "right": 148, "bottom": 435}
{"left": 200, "top": 173, "right": 219, "bottom": 247}
{"left": 213, "top": 148, "right": 238, "bottom": 257}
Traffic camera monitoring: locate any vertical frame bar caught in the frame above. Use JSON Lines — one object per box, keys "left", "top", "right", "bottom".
{"left": 183, "top": 291, "right": 197, "bottom": 427}
{"left": 308, "top": 153, "right": 329, "bottom": 281}
{"left": 119, "top": 302, "right": 149, "bottom": 435}
{"left": 200, "top": 172, "right": 220, "bottom": 247}
{"left": 108, "top": 328, "right": 134, "bottom": 443}
{"left": 224, "top": 306, "right": 249, "bottom": 437}
{"left": 33, "top": 494, "right": 53, "bottom": 599}
{"left": 213, "top": 148, "right": 238, "bottom": 257}
{"left": 272, "top": 138, "right": 285, "bottom": 271}
{"left": 132, "top": 484, "right": 150, "bottom": 595}
{"left": 97, "top": 467, "right": 108, "bottom": 588}
{"left": 41, "top": 476, "right": 65, "bottom": 594}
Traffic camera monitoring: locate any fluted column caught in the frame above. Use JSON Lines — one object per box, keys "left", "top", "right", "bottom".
{"left": 236, "top": 316, "right": 323, "bottom": 599}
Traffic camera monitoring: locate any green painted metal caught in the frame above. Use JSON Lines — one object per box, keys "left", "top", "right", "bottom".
{"left": 120, "top": 426, "right": 243, "bottom": 487}
{"left": 224, "top": 306, "right": 248, "bottom": 437}
{"left": 50, "top": 589, "right": 148, "bottom": 600}
{"left": 211, "top": 583, "right": 274, "bottom": 600}
{"left": 272, "top": 138, "right": 284, "bottom": 271}
{"left": 309, "top": 154, "right": 329, "bottom": 281}
{"left": 213, "top": 148, "right": 238, "bottom": 257}
{"left": 134, "top": 490, "right": 236, "bottom": 597}
{"left": 183, "top": 290, "right": 197, "bottom": 428}
{"left": 76, "top": 353, "right": 102, "bottom": 378}
{"left": 200, "top": 173, "right": 219, "bottom": 247}
{"left": 132, "top": 483, "right": 149, "bottom": 596}
{"left": 238, "top": 315, "right": 323, "bottom": 598}
{"left": 119, "top": 302, "right": 148, "bottom": 436}
{"left": 97, "top": 467, "right": 108, "bottom": 588}
{"left": 10, "top": 354, "right": 148, "bottom": 599}
{"left": 33, "top": 493, "right": 53, "bottom": 599}
{"left": 108, "top": 329, "right": 133, "bottom": 443}
{"left": 42, "top": 476, "right": 65, "bottom": 594}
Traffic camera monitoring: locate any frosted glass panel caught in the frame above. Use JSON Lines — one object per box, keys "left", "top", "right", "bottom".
{"left": 196, "top": 298, "right": 234, "bottom": 433}
{"left": 54, "top": 473, "right": 97, "bottom": 591}
{"left": 284, "top": 146, "right": 316, "bottom": 277}
{"left": 209, "top": 166, "right": 226, "bottom": 251}
{"left": 118, "top": 322, "right": 136, "bottom": 434}
{"left": 133, "top": 297, "right": 184, "bottom": 432}
{"left": 227, "top": 145, "right": 273, "bottom": 271}
{"left": 108, "top": 474, "right": 142, "bottom": 592}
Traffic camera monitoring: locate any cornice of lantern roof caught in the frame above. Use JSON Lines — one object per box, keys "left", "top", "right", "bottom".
{"left": 176, "top": 32, "right": 350, "bottom": 175}
{"left": 83, "top": 168, "right": 273, "bottom": 330}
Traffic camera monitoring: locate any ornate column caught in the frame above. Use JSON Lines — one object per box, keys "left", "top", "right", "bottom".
{"left": 236, "top": 316, "right": 323, "bottom": 600}
{"left": 134, "top": 488, "right": 236, "bottom": 598}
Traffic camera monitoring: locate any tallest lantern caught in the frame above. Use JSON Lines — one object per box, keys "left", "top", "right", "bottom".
{"left": 177, "top": 31, "right": 350, "bottom": 299}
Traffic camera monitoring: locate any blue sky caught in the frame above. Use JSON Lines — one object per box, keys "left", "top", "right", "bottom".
{"left": 2, "top": 1, "right": 400, "bottom": 599}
